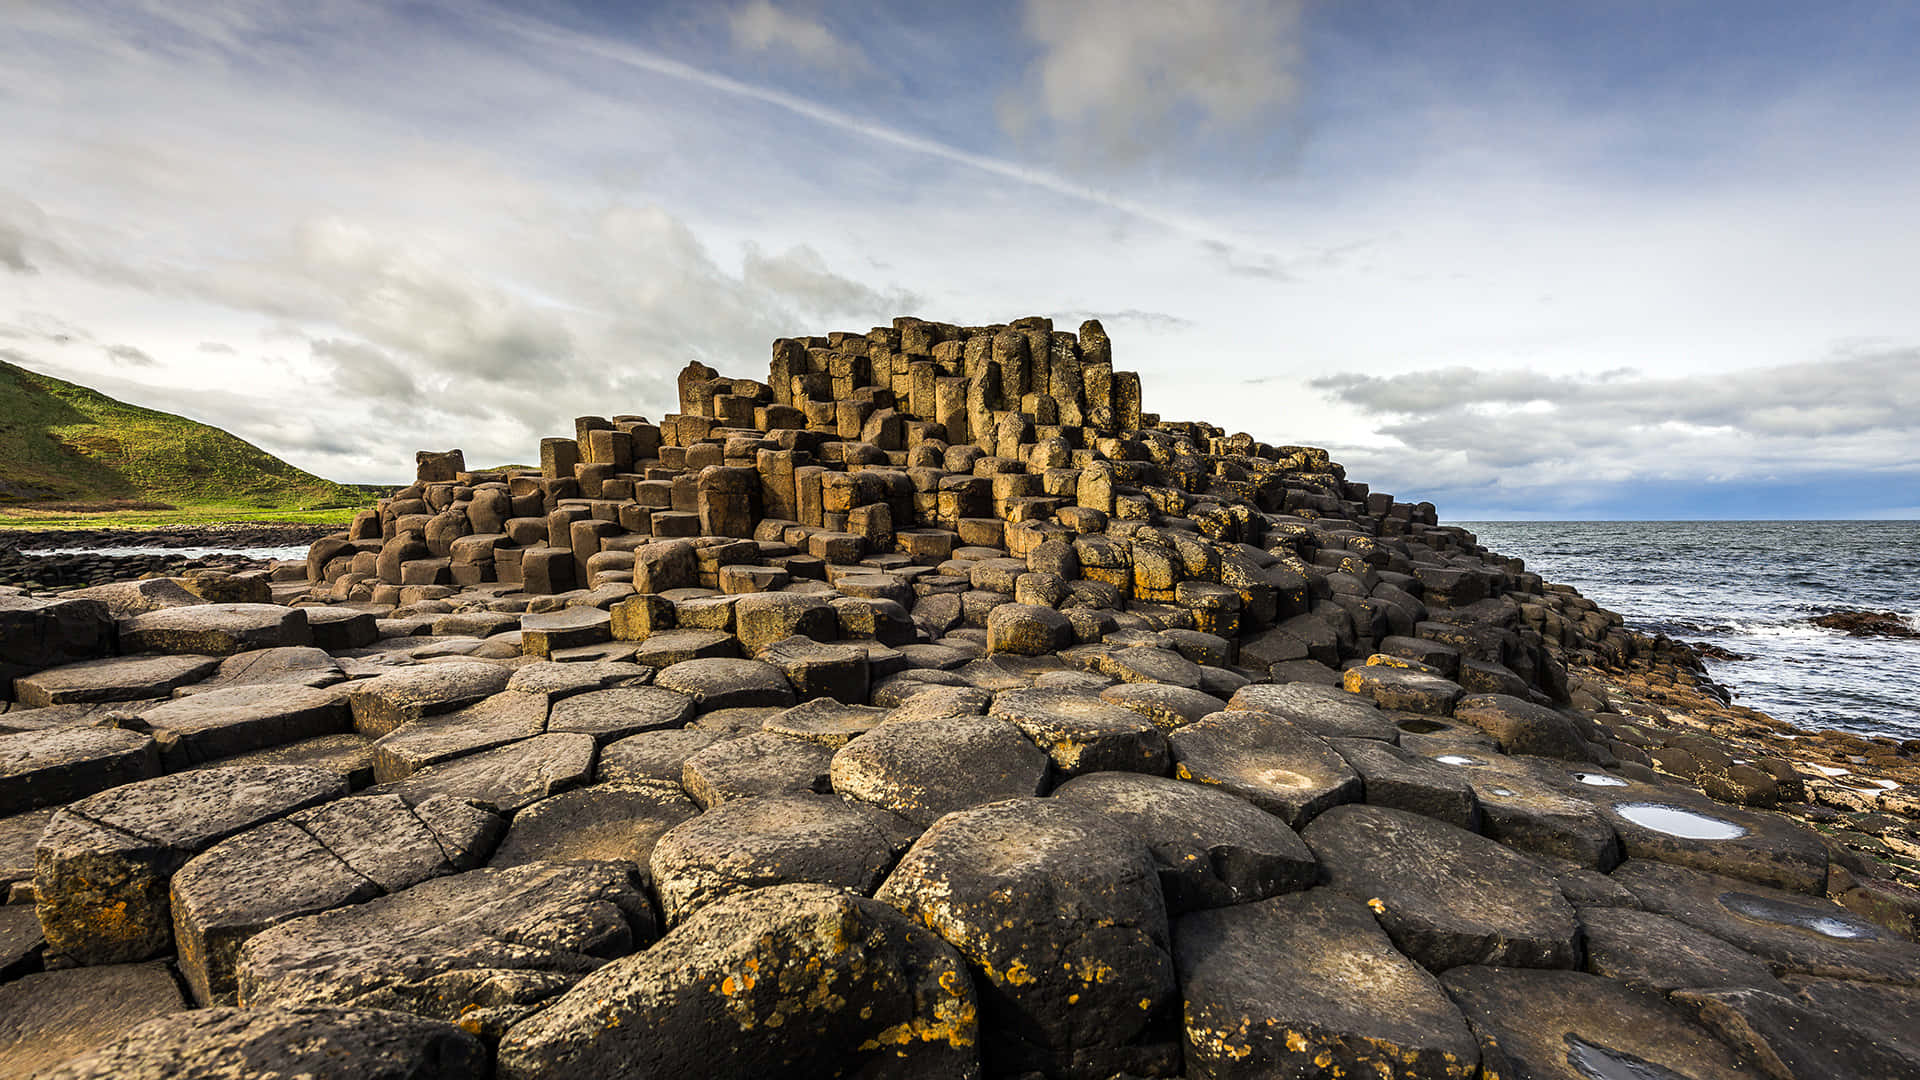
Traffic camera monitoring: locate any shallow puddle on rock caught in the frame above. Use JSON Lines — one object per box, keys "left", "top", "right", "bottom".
{"left": 1721, "top": 892, "right": 1879, "bottom": 939}
{"left": 1435, "top": 754, "right": 1485, "bottom": 767}
{"left": 1564, "top": 1034, "right": 1694, "bottom": 1080}
{"left": 1573, "top": 772, "right": 1630, "bottom": 788}
{"left": 1489, "top": 787, "right": 1519, "bottom": 797}
{"left": 1397, "top": 719, "right": 1448, "bottom": 734}
{"left": 1613, "top": 802, "right": 1748, "bottom": 840}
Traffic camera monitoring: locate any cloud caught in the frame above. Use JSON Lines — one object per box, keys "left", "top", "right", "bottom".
{"left": 1007, "top": 0, "right": 1308, "bottom": 164}
{"left": 1055, "top": 309, "right": 1195, "bottom": 332}
{"left": 197, "top": 341, "right": 234, "bottom": 353}
{"left": 103, "top": 343, "right": 157, "bottom": 366}
{"left": 742, "top": 243, "right": 922, "bottom": 319}
{"left": 1311, "top": 348, "right": 1920, "bottom": 512}
{"left": 727, "top": 0, "right": 863, "bottom": 71}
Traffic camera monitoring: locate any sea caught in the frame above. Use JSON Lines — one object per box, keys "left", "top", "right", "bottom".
{"left": 1462, "top": 521, "right": 1920, "bottom": 742}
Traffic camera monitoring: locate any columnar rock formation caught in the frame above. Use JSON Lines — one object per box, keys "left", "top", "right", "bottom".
{"left": 2, "top": 315, "right": 1918, "bottom": 1078}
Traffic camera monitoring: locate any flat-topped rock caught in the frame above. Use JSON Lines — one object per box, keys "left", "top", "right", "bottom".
{"left": 680, "top": 729, "right": 832, "bottom": 807}
{"left": 545, "top": 685, "right": 693, "bottom": 741}
{"left": 0, "top": 594, "right": 114, "bottom": 693}
{"left": 1451, "top": 693, "right": 1592, "bottom": 760}
{"left": 134, "top": 683, "right": 350, "bottom": 766}
{"left": 756, "top": 635, "right": 870, "bottom": 703}
{"left": 345, "top": 660, "right": 513, "bottom": 737}
{"left": 1612, "top": 859, "right": 1920, "bottom": 985}
{"left": 118, "top": 604, "right": 312, "bottom": 656}
{"left": 1579, "top": 905, "right": 1786, "bottom": 995}
{"left": 489, "top": 783, "right": 697, "bottom": 879}
{"left": 1053, "top": 771, "right": 1316, "bottom": 913}
{"left": 1089, "top": 645, "right": 1206, "bottom": 689}
{"left": 369, "top": 689, "right": 548, "bottom": 782}
{"left": 14, "top": 653, "right": 220, "bottom": 708}
{"left": 1672, "top": 984, "right": 1920, "bottom": 1080}
{"left": 497, "top": 884, "right": 978, "bottom": 1080}
{"left": 504, "top": 659, "right": 654, "bottom": 700}
{"left": 1442, "top": 966, "right": 1764, "bottom": 1080}
{"left": 1330, "top": 736, "right": 1479, "bottom": 828}
{"left": 1341, "top": 665, "right": 1463, "bottom": 716}
{"left": 61, "top": 578, "right": 204, "bottom": 619}
{"left": 35, "top": 1005, "right": 489, "bottom": 1080}
{"left": 35, "top": 765, "right": 347, "bottom": 964}
{"left": 519, "top": 607, "right": 612, "bottom": 658}
{"left": 1227, "top": 681, "right": 1400, "bottom": 741}
{"left": 988, "top": 687, "right": 1169, "bottom": 778}
{"left": 877, "top": 797, "right": 1177, "bottom": 1078}
{"left": 1168, "top": 709, "right": 1360, "bottom": 828}
{"left": 238, "top": 860, "right": 654, "bottom": 1035}
{"left": 627, "top": 628, "right": 740, "bottom": 667}
{"left": 1302, "top": 803, "right": 1581, "bottom": 972}
{"left": 1096, "top": 683, "right": 1226, "bottom": 732}
{"left": 596, "top": 728, "right": 727, "bottom": 789}
{"left": 655, "top": 657, "right": 796, "bottom": 711}
{"left": 761, "top": 697, "right": 889, "bottom": 747}
{"left": 0, "top": 726, "right": 160, "bottom": 814}
{"left": 171, "top": 793, "right": 501, "bottom": 1004}
{"left": 385, "top": 732, "right": 595, "bottom": 814}
{"left": 1174, "top": 889, "right": 1480, "bottom": 1079}
{"left": 171, "top": 645, "right": 344, "bottom": 696}
{"left": 649, "top": 792, "right": 908, "bottom": 924}
{"left": 1595, "top": 787, "right": 1830, "bottom": 894}
{"left": 0, "top": 962, "right": 187, "bottom": 1079}
{"left": 831, "top": 715, "right": 1049, "bottom": 826}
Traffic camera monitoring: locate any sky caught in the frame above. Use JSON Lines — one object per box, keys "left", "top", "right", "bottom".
{"left": 2, "top": 0, "right": 1917, "bottom": 519}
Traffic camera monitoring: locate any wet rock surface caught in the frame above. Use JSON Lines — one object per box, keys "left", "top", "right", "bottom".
{"left": 3, "top": 314, "right": 1916, "bottom": 1076}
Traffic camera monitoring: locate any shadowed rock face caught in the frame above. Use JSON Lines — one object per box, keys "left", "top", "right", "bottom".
{"left": 3, "top": 314, "right": 1907, "bottom": 1078}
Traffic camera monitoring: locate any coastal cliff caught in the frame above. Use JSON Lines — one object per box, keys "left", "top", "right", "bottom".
{"left": 2, "top": 315, "right": 1916, "bottom": 1078}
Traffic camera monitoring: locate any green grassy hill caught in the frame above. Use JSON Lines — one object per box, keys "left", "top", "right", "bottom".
{"left": 0, "top": 357, "right": 368, "bottom": 513}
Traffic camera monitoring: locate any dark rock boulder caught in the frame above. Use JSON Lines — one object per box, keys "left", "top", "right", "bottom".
{"left": 1168, "top": 710, "right": 1360, "bottom": 828}
{"left": 876, "top": 797, "right": 1178, "bottom": 1078}
{"left": 988, "top": 687, "right": 1169, "bottom": 779}
{"left": 832, "top": 716, "right": 1049, "bottom": 826}
{"left": 345, "top": 661, "right": 512, "bottom": 737}
{"left": 171, "top": 793, "right": 500, "bottom": 1004}
{"left": 384, "top": 731, "right": 595, "bottom": 814}
{"left": 35, "top": 765, "right": 347, "bottom": 964}
{"left": 681, "top": 730, "right": 833, "bottom": 808}
{"left": 656, "top": 658, "right": 797, "bottom": 711}
{"left": 649, "top": 792, "right": 910, "bottom": 924}
{"left": 489, "top": 783, "right": 697, "bottom": 881}
{"left": 0, "top": 726, "right": 161, "bottom": 815}
{"left": 1442, "top": 966, "right": 1765, "bottom": 1080}
{"left": 14, "top": 653, "right": 221, "bottom": 708}
{"left": 238, "top": 860, "right": 654, "bottom": 1036}
{"left": 1227, "top": 681, "right": 1398, "bottom": 741}
{"left": 1451, "top": 693, "right": 1591, "bottom": 760}
{"left": 1612, "top": 859, "right": 1920, "bottom": 985}
{"left": 497, "top": 884, "right": 978, "bottom": 1080}
{"left": 134, "top": 683, "right": 351, "bottom": 766}
{"left": 0, "top": 962, "right": 185, "bottom": 1078}
{"left": 1174, "top": 889, "right": 1480, "bottom": 1079}
{"left": 1579, "top": 905, "right": 1785, "bottom": 995}
{"left": 546, "top": 685, "right": 694, "bottom": 741}
{"left": 35, "top": 1005, "right": 489, "bottom": 1080}
{"left": 118, "top": 603, "right": 312, "bottom": 656}
{"left": 1052, "top": 771, "right": 1315, "bottom": 913}
{"left": 369, "top": 689, "right": 548, "bottom": 782}
{"left": 1301, "top": 803, "right": 1580, "bottom": 971}
{"left": 1329, "top": 736, "right": 1478, "bottom": 829}
{"left": 1674, "top": 984, "right": 1920, "bottom": 1080}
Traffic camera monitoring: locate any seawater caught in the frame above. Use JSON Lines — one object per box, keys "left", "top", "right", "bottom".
{"left": 21, "top": 545, "right": 312, "bottom": 562}
{"left": 1462, "top": 521, "right": 1920, "bottom": 741}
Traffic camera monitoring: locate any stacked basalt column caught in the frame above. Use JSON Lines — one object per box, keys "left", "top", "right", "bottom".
{"left": 305, "top": 314, "right": 1535, "bottom": 688}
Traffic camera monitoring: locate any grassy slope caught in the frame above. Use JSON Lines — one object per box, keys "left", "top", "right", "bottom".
{"left": 0, "top": 358, "right": 374, "bottom": 522}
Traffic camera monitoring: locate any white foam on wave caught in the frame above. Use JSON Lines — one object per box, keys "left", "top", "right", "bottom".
{"left": 22, "top": 545, "right": 308, "bottom": 561}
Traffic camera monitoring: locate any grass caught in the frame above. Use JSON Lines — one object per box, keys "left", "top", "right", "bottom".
{"left": 0, "top": 357, "right": 384, "bottom": 529}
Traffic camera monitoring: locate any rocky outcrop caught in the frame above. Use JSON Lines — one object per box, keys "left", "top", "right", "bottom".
{"left": 1, "top": 314, "right": 1916, "bottom": 1076}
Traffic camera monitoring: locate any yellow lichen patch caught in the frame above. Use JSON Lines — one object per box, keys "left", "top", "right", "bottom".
{"left": 1367, "top": 897, "right": 1387, "bottom": 915}
{"left": 1001, "top": 958, "right": 1036, "bottom": 986}
{"left": 1285, "top": 1030, "right": 1310, "bottom": 1053}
